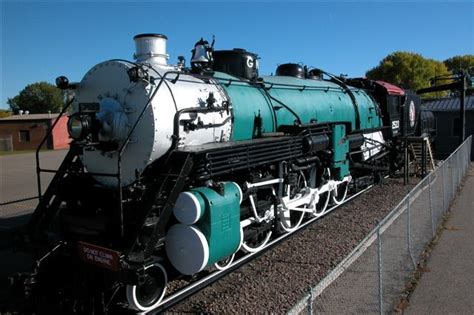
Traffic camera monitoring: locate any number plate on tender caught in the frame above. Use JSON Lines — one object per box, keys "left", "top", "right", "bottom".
{"left": 392, "top": 120, "right": 400, "bottom": 129}
{"left": 78, "top": 242, "right": 120, "bottom": 271}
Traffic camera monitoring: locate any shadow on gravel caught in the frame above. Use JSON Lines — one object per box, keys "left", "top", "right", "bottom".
{"left": 0, "top": 247, "right": 34, "bottom": 307}
{"left": 0, "top": 213, "right": 34, "bottom": 305}
{"left": 0, "top": 213, "right": 31, "bottom": 249}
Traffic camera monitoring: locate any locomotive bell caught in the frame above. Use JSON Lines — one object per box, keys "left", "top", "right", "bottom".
{"left": 191, "top": 38, "right": 214, "bottom": 71}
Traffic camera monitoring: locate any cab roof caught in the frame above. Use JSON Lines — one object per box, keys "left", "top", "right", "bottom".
{"left": 375, "top": 80, "right": 405, "bottom": 96}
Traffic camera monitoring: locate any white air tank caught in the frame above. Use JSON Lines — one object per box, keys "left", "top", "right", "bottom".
{"left": 133, "top": 33, "right": 169, "bottom": 65}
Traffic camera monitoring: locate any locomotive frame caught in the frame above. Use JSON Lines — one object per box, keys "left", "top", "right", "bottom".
{"left": 9, "top": 34, "right": 435, "bottom": 314}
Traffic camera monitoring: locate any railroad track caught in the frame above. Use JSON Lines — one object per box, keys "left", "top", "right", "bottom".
{"left": 142, "top": 182, "right": 376, "bottom": 314}
{"left": 1, "top": 177, "right": 402, "bottom": 314}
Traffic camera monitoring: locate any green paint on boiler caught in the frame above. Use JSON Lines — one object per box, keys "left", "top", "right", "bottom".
{"left": 262, "top": 75, "right": 357, "bottom": 129}
{"left": 215, "top": 72, "right": 383, "bottom": 142}
{"left": 215, "top": 72, "right": 275, "bottom": 141}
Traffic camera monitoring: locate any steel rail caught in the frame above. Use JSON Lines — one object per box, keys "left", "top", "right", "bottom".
{"left": 146, "top": 182, "right": 377, "bottom": 314}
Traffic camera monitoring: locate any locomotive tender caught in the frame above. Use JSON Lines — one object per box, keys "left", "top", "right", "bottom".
{"left": 14, "top": 34, "right": 431, "bottom": 312}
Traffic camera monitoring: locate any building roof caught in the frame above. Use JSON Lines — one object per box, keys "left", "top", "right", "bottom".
{"left": 0, "top": 113, "right": 61, "bottom": 121}
{"left": 422, "top": 95, "right": 474, "bottom": 112}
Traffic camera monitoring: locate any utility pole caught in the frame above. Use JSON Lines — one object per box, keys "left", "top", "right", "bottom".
{"left": 418, "top": 71, "right": 471, "bottom": 145}
{"left": 460, "top": 73, "right": 466, "bottom": 143}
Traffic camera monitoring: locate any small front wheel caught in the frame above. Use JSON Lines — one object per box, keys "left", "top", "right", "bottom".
{"left": 214, "top": 254, "right": 235, "bottom": 270}
{"left": 126, "top": 263, "right": 167, "bottom": 311}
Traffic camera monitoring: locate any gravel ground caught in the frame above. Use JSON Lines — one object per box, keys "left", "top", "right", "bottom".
{"left": 166, "top": 177, "right": 418, "bottom": 314}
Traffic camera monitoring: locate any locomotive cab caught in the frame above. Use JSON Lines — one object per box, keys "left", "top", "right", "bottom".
{"left": 371, "top": 80, "right": 406, "bottom": 138}
{"left": 346, "top": 78, "right": 427, "bottom": 139}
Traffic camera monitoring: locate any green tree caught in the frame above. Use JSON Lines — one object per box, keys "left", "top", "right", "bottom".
{"left": 7, "top": 82, "right": 64, "bottom": 114}
{"left": 443, "top": 55, "right": 474, "bottom": 74}
{"left": 366, "top": 51, "right": 451, "bottom": 97}
{"left": 0, "top": 109, "right": 12, "bottom": 118}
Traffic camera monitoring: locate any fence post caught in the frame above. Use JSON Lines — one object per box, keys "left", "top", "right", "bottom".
{"left": 464, "top": 142, "right": 468, "bottom": 173}
{"left": 451, "top": 159, "right": 455, "bottom": 201}
{"left": 407, "top": 195, "right": 415, "bottom": 267}
{"left": 456, "top": 150, "right": 460, "bottom": 186}
{"left": 462, "top": 145, "right": 469, "bottom": 176}
{"left": 377, "top": 226, "right": 383, "bottom": 315}
{"left": 467, "top": 140, "right": 470, "bottom": 173}
{"left": 463, "top": 142, "right": 466, "bottom": 172}
{"left": 454, "top": 152, "right": 457, "bottom": 187}
{"left": 442, "top": 163, "right": 446, "bottom": 213}
{"left": 428, "top": 172, "right": 434, "bottom": 237}
{"left": 307, "top": 287, "right": 313, "bottom": 315}
{"left": 465, "top": 139, "right": 470, "bottom": 173}
{"left": 466, "top": 135, "right": 472, "bottom": 170}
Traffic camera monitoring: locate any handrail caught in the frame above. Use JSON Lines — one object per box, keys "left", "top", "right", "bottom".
{"left": 115, "top": 70, "right": 175, "bottom": 237}
{"left": 35, "top": 98, "right": 74, "bottom": 200}
{"left": 113, "top": 69, "right": 227, "bottom": 237}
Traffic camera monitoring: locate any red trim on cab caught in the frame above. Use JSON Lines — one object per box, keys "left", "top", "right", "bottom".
{"left": 375, "top": 80, "right": 405, "bottom": 96}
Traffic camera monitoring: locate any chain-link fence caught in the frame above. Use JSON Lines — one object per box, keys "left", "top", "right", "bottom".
{"left": 288, "top": 136, "right": 472, "bottom": 315}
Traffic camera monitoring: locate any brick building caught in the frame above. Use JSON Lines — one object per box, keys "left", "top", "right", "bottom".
{"left": 0, "top": 113, "right": 69, "bottom": 151}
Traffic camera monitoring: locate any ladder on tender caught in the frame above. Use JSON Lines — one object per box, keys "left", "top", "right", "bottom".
{"left": 409, "top": 137, "right": 435, "bottom": 175}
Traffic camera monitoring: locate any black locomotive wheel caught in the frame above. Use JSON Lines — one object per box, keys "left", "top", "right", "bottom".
{"left": 279, "top": 204, "right": 306, "bottom": 232}
{"left": 242, "top": 227, "right": 272, "bottom": 253}
{"left": 214, "top": 254, "right": 236, "bottom": 270}
{"left": 137, "top": 277, "right": 161, "bottom": 305}
{"left": 332, "top": 181, "right": 349, "bottom": 205}
{"left": 313, "top": 168, "right": 331, "bottom": 216}
{"left": 126, "top": 264, "right": 168, "bottom": 311}
{"left": 315, "top": 190, "right": 330, "bottom": 214}
{"left": 279, "top": 170, "right": 307, "bottom": 232}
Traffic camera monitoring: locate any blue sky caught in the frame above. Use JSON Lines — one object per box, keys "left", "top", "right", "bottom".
{"left": 1, "top": 1, "right": 473, "bottom": 110}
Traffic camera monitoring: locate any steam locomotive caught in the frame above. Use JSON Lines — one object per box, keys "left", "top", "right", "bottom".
{"left": 11, "top": 34, "right": 434, "bottom": 313}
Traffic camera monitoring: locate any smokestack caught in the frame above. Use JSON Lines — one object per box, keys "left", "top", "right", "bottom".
{"left": 133, "top": 33, "right": 169, "bottom": 65}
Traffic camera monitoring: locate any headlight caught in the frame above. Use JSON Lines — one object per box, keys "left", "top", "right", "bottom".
{"left": 68, "top": 115, "right": 89, "bottom": 140}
